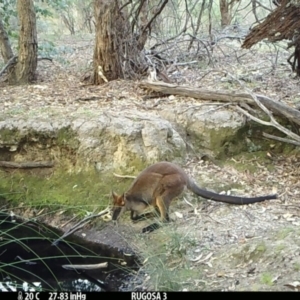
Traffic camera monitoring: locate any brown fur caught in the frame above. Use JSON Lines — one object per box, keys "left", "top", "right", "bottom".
{"left": 111, "top": 161, "right": 277, "bottom": 226}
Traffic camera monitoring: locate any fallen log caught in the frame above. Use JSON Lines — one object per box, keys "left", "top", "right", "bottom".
{"left": 139, "top": 81, "right": 300, "bottom": 127}
{"left": 0, "top": 161, "right": 54, "bottom": 168}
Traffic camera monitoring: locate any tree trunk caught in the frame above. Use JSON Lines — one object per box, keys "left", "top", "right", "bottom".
{"left": 219, "top": 0, "right": 231, "bottom": 27}
{"left": 0, "top": 17, "right": 14, "bottom": 62}
{"left": 92, "top": 0, "right": 169, "bottom": 84}
{"left": 8, "top": 0, "right": 38, "bottom": 84}
{"left": 93, "top": 0, "right": 125, "bottom": 84}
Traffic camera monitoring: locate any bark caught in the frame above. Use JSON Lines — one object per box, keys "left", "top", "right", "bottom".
{"left": 0, "top": 17, "right": 14, "bottom": 62}
{"left": 139, "top": 81, "right": 300, "bottom": 127}
{"left": 8, "top": 0, "right": 38, "bottom": 84}
{"left": 93, "top": 0, "right": 124, "bottom": 84}
{"left": 219, "top": 0, "right": 231, "bottom": 27}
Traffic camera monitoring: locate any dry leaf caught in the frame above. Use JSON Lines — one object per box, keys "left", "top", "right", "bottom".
{"left": 284, "top": 281, "right": 300, "bottom": 291}
{"left": 174, "top": 211, "right": 183, "bottom": 218}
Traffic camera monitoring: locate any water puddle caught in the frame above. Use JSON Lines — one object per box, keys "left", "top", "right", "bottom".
{"left": 0, "top": 211, "right": 139, "bottom": 291}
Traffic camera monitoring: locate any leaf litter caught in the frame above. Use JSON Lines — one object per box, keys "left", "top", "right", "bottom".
{"left": 0, "top": 35, "right": 299, "bottom": 291}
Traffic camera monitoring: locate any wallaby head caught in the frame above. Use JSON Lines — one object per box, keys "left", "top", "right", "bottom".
{"left": 111, "top": 191, "right": 127, "bottom": 221}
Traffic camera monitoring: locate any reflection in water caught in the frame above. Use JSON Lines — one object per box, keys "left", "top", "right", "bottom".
{"left": 0, "top": 211, "right": 138, "bottom": 292}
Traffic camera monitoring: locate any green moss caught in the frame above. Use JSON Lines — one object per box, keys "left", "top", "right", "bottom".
{"left": 260, "top": 272, "right": 273, "bottom": 286}
{"left": 275, "top": 243, "right": 286, "bottom": 253}
{"left": 276, "top": 228, "right": 294, "bottom": 240}
{"left": 293, "top": 263, "right": 300, "bottom": 271}
{"left": 216, "top": 121, "right": 298, "bottom": 159}
{"left": 56, "top": 127, "right": 79, "bottom": 148}
{"left": 0, "top": 168, "right": 133, "bottom": 215}
{"left": 0, "top": 127, "right": 20, "bottom": 144}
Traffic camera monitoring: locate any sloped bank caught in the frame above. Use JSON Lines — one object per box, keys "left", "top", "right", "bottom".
{"left": 0, "top": 106, "right": 285, "bottom": 229}
{"left": 0, "top": 106, "right": 286, "bottom": 291}
{"left": 0, "top": 107, "right": 259, "bottom": 173}
{"left": 0, "top": 106, "right": 266, "bottom": 214}
{"left": 0, "top": 107, "right": 248, "bottom": 205}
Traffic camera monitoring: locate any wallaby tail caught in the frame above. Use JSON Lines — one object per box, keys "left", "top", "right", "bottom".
{"left": 188, "top": 180, "right": 277, "bottom": 204}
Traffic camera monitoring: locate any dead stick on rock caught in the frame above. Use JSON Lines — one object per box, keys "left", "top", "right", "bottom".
{"left": 52, "top": 207, "right": 110, "bottom": 246}
{"left": 224, "top": 71, "right": 300, "bottom": 144}
{"left": 113, "top": 173, "right": 136, "bottom": 179}
{"left": 262, "top": 132, "right": 300, "bottom": 146}
{"left": 0, "top": 161, "right": 54, "bottom": 168}
{"left": 62, "top": 262, "right": 108, "bottom": 270}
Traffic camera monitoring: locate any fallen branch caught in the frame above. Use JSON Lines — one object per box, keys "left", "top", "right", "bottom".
{"left": 262, "top": 132, "right": 300, "bottom": 146}
{"left": 0, "top": 161, "right": 54, "bottom": 168}
{"left": 52, "top": 207, "right": 110, "bottom": 246}
{"left": 224, "top": 71, "right": 300, "bottom": 144}
{"left": 173, "top": 61, "right": 198, "bottom": 66}
{"left": 0, "top": 55, "right": 17, "bottom": 77}
{"left": 62, "top": 262, "right": 108, "bottom": 270}
{"left": 139, "top": 81, "right": 300, "bottom": 127}
{"left": 37, "top": 57, "right": 53, "bottom": 62}
{"left": 234, "top": 105, "right": 300, "bottom": 143}
{"left": 113, "top": 172, "right": 136, "bottom": 179}
{"left": 75, "top": 96, "right": 104, "bottom": 101}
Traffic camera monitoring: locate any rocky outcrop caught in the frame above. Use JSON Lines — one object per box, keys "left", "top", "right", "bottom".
{"left": 0, "top": 106, "right": 245, "bottom": 172}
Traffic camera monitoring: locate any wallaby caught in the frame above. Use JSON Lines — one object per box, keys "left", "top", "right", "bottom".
{"left": 111, "top": 161, "right": 277, "bottom": 233}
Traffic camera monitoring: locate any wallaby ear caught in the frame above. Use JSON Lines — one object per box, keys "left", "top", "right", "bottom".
{"left": 111, "top": 191, "right": 120, "bottom": 205}
{"left": 111, "top": 191, "right": 125, "bottom": 206}
{"left": 111, "top": 191, "right": 119, "bottom": 199}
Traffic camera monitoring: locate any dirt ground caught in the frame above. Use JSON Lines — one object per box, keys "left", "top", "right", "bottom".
{"left": 1, "top": 35, "right": 300, "bottom": 291}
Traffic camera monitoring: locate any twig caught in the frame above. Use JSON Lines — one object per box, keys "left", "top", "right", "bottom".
{"left": 262, "top": 132, "right": 300, "bottom": 146}
{"left": 183, "top": 197, "right": 194, "bottom": 208}
{"left": 62, "top": 262, "right": 108, "bottom": 270}
{"left": 0, "top": 55, "right": 17, "bottom": 77}
{"left": 239, "top": 102, "right": 258, "bottom": 114}
{"left": 173, "top": 61, "right": 198, "bottom": 66}
{"left": 224, "top": 71, "right": 300, "bottom": 144}
{"left": 234, "top": 105, "right": 300, "bottom": 143}
{"left": 142, "top": 0, "right": 169, "bottom": 35}
{"left": 52, "top": 207, "right": 110, "bottom": 246}
{"left": 113, "top": 173, "right": 136, "bottom": 179}
{"left": 37, "top": 57, "right": 53, "bottom": 62}
{"left": 203, "top": 213, "right": 226, "bottom": 225}
{"left": 75, "top": 96, "right": 104, "bottom": 101}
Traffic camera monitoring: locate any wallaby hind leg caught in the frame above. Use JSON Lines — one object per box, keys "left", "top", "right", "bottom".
{"left": 156, "top": 175, "right": 186, "bottom": 222}
{"left": 156, "top": 195, "right": 170, "bottom": 222}
{"left": 132, "top": 207, "right": 161, "bottom": 223}
{"left": 142, "top": 195, "right": 177, "bottom": 234}
{"left": 142, "top": 175, "right": 185, "bottom": 233}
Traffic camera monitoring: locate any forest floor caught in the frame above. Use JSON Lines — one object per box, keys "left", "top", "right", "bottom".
{"left": 1, "top": 34, "right": 300, "bottom": 291}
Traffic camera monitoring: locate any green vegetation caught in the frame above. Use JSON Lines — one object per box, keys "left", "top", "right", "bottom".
{"left": 260, "top": 272, "right": 273, "bottom": 286}
{"left": 276, "top": 228, "right": 294, "bottom": 240}
{"left": 232, "top": 242, "right": 267, "bottom": 263}
{"left": 293, "top": 263, "right": 300, "bottom": 271}
{"left": 56, "top": 127, "right": 79, "bottom": 148}
{"left": 134, "top": 226, "right": 203, "bottom": 291}
{"left": 0, "top": 168, "right": 131, "bottom": 217}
